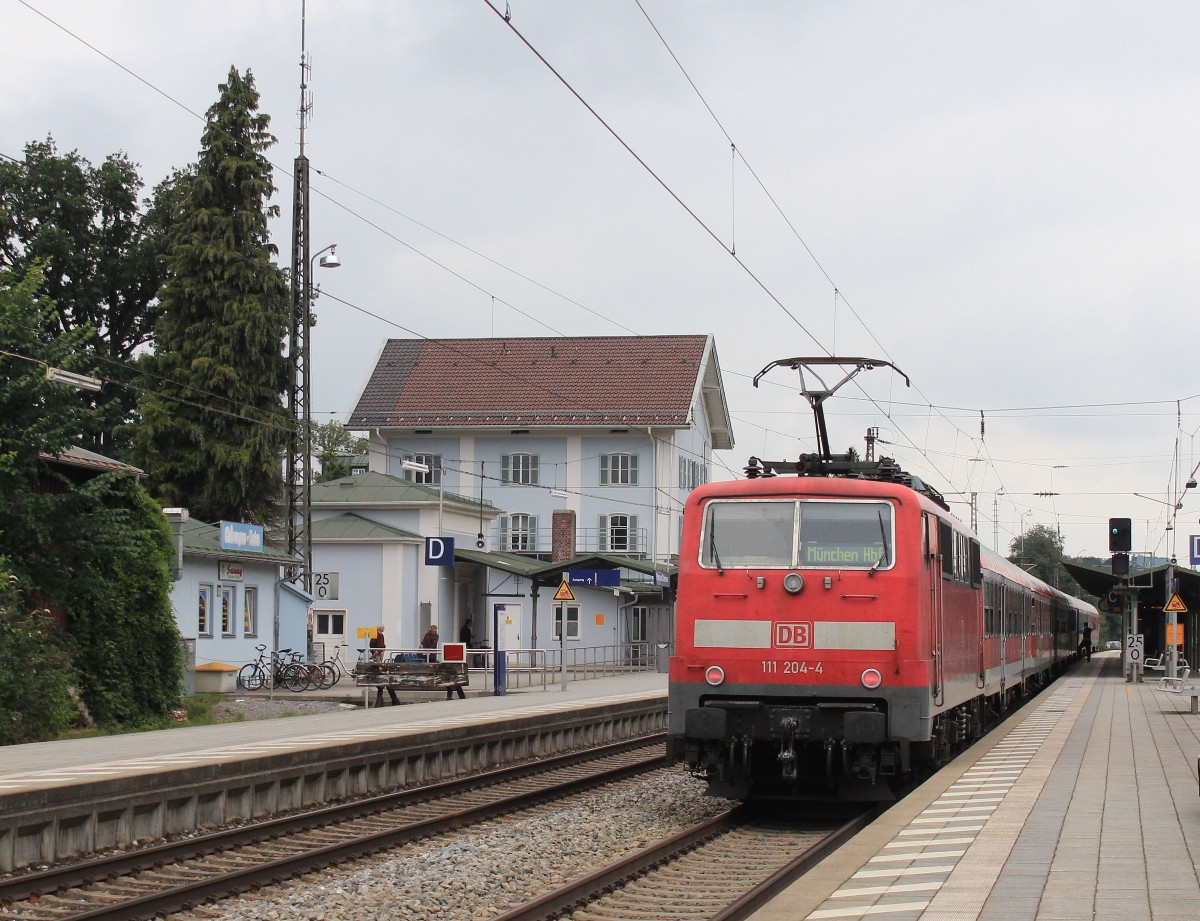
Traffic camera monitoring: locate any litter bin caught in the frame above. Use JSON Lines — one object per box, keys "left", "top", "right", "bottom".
{"left": 656, "top": 643, "right": 670, "bottom": 674}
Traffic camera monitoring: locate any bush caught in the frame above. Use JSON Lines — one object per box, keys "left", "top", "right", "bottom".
{"left": 60, "top": 478, "right": 184, "bottom": 726}
{"left": 0, "top": 567, "right": 79, "bottom": 744}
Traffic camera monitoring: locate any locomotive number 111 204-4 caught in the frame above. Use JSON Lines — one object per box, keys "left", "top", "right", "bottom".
{"left": 761, "top": 660, "right": 823, "bottom": 675}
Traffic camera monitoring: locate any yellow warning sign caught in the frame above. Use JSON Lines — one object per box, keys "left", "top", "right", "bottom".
{"left": 553, "top": 580, "right": 576, "bottom": 602}
{"left": 1164, "top": 593, "right": 1188, "bottom": 614}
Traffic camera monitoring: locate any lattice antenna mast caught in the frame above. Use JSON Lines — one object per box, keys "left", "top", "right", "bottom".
{"left": 286, "top": 5, "right": 314, "bottom": 591}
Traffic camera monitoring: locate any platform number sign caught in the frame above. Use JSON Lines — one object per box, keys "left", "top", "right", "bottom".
{"left": 1126, "top": 634, "right": 1144, "bottom": 666}
{"left": 1191, "top": 535, "right": 1200, "bottom": 568}
{"left": 312, "top": 572, "right": 339, "bottom": 601}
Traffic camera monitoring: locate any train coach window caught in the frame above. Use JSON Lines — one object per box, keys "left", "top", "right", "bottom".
{"left": 702, "top": 500, "right": 796, "bottom": 568}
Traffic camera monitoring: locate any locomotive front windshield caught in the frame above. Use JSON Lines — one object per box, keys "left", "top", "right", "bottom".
{"left": 700, "top": 499, "right": 893, "bottom": 570}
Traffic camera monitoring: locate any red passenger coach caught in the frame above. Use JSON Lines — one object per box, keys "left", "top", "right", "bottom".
{"left": 667, "top": 357, "right": 1096, "bottom": 801}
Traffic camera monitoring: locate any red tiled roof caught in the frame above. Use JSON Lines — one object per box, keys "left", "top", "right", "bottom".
{"left": 350, "top": 335, "right": 714, "bottom": 429}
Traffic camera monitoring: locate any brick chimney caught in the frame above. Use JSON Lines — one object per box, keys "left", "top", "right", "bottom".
{"left": 551, "top": 509, "right": 577, "bottom": 562}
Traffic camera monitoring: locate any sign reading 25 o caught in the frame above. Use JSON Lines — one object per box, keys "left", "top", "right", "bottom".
{"left": 312, "top": 572, "right": 339, "bottom": 600}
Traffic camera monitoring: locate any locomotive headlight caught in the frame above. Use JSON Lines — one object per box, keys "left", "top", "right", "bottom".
{"left": 861, "top": 668, "right": 883, "bottom": 689}
{"left": 783, "top": 572, "right": 805, "bottom": 594}
{"left": 704, "top": 665, "right": 726, "bottom": 686}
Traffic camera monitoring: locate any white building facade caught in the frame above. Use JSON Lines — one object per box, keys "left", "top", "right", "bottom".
{"left": 346, "top": 334, "right": 734, "bottom": 656}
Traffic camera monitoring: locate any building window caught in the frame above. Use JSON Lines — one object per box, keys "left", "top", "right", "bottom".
{"left": 500, "top": 513, "right": 539, "bottom": 552}
{"left": 315, "top": 611, "right": 345, "bottom": 636}
{"left": 631, "top": 606, "right": 649, "bottom": 642}
{"left": 678, "top": 457, "right": 702, "bottom": 489}
{"left": 502, "top": 453, "right": 539, "bottom": 485}
{"left": 198, "top": 584, "right": 213, "bottom": 637}
{"left": 554, "top": 604, "right": 581, "bottom": 640}
{"left": 600, "top": 513, "right": 639, "bottom": 552}
{"left": 220, "top": 585, "right": 235, "bottom": 637}
{"left": 404, "top": 453, "right": 441, "bottom": 485}
{"left": 600, "top": 453, "right": 637, "bottom": 485}
{"left": 243, "top": 586, "right": 258, "bottom": 637}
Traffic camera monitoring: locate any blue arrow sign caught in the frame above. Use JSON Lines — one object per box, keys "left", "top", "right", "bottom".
{"left": 566, "top": 568, "right": 621, "bottom": 588}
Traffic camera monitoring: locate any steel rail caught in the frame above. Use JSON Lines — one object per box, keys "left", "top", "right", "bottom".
{"left": 0, "top": 734, "right": 665, "bottom": 912}
{"left": 491, "top": 806, "right": 876, "bottom": 921}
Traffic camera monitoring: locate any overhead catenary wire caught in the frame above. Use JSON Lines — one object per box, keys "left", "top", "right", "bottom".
{"left": 12, "top": 1, "right": 1189, "bottom": 548}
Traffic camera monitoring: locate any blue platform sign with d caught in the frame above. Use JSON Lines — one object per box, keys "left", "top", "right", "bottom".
{"left": 425, "top": 536, "right": 454, "bottom": 566}
{"left": 1191, "top": 534, "right": 1200, "bottom": 568}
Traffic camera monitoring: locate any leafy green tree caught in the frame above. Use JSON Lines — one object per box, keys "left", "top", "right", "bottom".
{"left": 0, "top": 561, "right": 79, "bottom": 745}
{"left": 130, "top": 67, "right": 291, "bottom": 525}
{"left": 1, "top": 265, "right": 182, "bottom": 731}
{"left": 0, "top": 138, "right": 185, "bottom": 457}
{"left": 0, "top": 263, "right": 99, "bottom": 550}
{"left": 59, "top": 476, "right": 183, "bottom": 725}
{"left": 1007, "top": 523, "right": 1085, "bottom": 598}
{"left": 314, "top": 421, "right": 367, "bottom": 482}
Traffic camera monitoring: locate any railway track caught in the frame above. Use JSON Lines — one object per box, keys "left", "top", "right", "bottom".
{"left": 495, "top": 804, "right": 875, "bottom": 921}
{"left": 0, "top": 735, "right": 667, "bottom": 921}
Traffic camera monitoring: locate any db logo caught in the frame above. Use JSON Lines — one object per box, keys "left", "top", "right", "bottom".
{"left": 774, "top": 621, "right": 812, "bottom": 648}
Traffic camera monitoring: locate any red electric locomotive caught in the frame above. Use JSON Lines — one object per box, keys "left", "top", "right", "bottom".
{"left": 667, "top": 358, "right": 1097, "bottom": 801}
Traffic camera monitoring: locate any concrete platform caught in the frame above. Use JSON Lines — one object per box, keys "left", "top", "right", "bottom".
{"left": 751, "top": 652, "right": 1200, "bottom": 921}
{"left": 0, "top": 672, "right": 667, "bottom": 870}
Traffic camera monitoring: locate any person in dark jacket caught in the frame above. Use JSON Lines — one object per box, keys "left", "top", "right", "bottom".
{"left": 369, "top": 626, "right": 399, "bottom": 706}
{"left": 369, "top": 626, "right": 387, "bottom": 661}
{"left": 420, "top": 624, "right": 440, "bottom": 651}
{"left": 459, "top": 619, "right": 474, "bottom": 646}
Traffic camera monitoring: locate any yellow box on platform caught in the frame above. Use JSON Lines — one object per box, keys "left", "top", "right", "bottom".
{"left": 195, "top": 662, "right": 238, "bottom": 693}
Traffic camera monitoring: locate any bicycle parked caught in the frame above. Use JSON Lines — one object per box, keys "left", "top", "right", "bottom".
{"left": 237, "top": 644, "right": 309, "bottom": 692}
{"left": 312, "top": 644, "right": 350, "bottom": 689}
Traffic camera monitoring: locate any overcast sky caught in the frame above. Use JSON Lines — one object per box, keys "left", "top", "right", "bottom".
{"left": 4, "top": 1, "right": 1199, "bottom": 562}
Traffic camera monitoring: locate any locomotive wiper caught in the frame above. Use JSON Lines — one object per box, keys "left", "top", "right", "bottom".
{"left": 708, "top": 519, "right": 724, "bottom": 574}
{"left": 870, "top": 509, "right": 890, "bottom": 575}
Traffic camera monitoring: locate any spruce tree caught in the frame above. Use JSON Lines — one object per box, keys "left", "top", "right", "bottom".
{"left": 132, "top": 67, "right": 290, "bottom": 525}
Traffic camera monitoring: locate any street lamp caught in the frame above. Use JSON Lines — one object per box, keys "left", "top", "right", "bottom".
{"left": 300, "top": 243, "right": 341, "bottom": 577}
{"left": 287, "top": 241, "right": 341, "bottom": 597}
{"left": 401, "top": 458, "right": 443, "bottom": 533}
{"left": 403, "top": 457, "right": 447, "bottom": 640}
{"left": 44, "top": 366, "right": 102, "bottom": 392}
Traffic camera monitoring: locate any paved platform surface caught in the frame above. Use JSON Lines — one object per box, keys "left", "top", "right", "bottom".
{"left": 0, "top": 671, "right": 667, "bottom": 788}
{"left": 752, "top": 652, "right": 1200, "bottom": 921}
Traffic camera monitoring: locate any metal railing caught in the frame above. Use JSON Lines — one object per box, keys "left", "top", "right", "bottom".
{"left": 473, "top": 641, "right": 667, "bottom": 691}
{"left": 312, "top": 641, "right": 671, "bottom": 692}
{"left": 495, "top": 526, "right": 649, "bottom": 556}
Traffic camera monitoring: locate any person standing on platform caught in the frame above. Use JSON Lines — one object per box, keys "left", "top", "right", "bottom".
{"left": 420, "top": 624, "right": 440, "bottom": 661}
{"left": 369, "top": 626, "right": 400, "bottom": 706}
{"left": 459, "top": 619, "right": 474, "bottom": 647}
{"left": 369, "top": 626, "right": 387, "bottom": 661}
{"left": 1079, "top": 622, "right": 1094, "bottom": 661}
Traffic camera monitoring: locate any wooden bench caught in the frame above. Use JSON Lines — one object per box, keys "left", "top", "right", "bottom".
{"left": 352, "top": 660, "right": 469, "bottom": 700}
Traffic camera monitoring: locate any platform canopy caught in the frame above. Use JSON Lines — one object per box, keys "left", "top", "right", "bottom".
{"left": 1061, "top": 560, "right": 1200, "bottom": 603}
